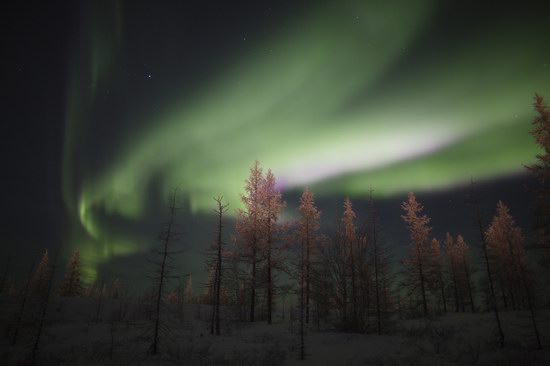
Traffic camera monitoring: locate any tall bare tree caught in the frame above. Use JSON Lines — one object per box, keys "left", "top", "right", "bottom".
{"left": 148, "top": 188, "right": 181, "bottom": 355}
{"left": 209, "top": 196, "right": 229, "bottom": 335}
{"left": 30, "top": 250, "right": 58, "bottom": 366}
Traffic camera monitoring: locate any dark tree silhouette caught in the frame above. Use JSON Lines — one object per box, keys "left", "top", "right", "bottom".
{"left": 148, "top": 188, "right": 182, "bottom": 355}
{"left": 31, "top": 249, "right": 50, "bottom": 296}
{"left": 0, "top": 249, "right": 12, "bottom": 295}
{"left": 469, "top": 179, "right": 504, "bottom": 348}
{"left": 12, "top": 258, "right": 36, "bottom": 346}
{"left": 30, "top": 250, "right": 58, "bottom": 366}
{"left": 367, "top": 191, "right": 394, "bottom": 334}
{"left": 209, "top": 196, "right": 229, "bottom": 335}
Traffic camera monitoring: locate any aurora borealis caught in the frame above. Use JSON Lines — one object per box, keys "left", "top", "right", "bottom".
{"left": 5, "top": 0, "right": 550, "bottom": 284}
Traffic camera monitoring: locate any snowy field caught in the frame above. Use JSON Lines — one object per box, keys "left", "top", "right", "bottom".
{"left": 1, "top": 297, "right": 550, "bottom": 365}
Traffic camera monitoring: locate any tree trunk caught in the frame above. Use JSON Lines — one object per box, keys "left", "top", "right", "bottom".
{"left": 419, "top": 259, "right": 428, "bottom": 316}
{"left": 463, "top": 259, "right": 475, "bottom": 312}
{"left": 439, "top": 271, "right": 447, "bottom": 313}
{"left": 305, "top": 219, "right": 310, "bottom": 324}
{"left": 31, "top": 252, "right": 57, "bottom": 365}
{"left": 12, "top": 260, "right": 35, "bottom": 346}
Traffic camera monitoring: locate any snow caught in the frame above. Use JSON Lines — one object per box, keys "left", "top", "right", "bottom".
{"left": 1, "top": 296, "right": 550, "bottom": 365}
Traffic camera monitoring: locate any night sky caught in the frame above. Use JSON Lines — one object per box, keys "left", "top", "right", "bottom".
{"left": 4, "top": 0, "right": 550, "bottom": 289}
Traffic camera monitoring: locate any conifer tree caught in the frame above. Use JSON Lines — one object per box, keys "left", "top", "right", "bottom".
{"left": 297, "top": 187, "right": 321, "bottom": 325}
{"left": 486, "top": 201, "right": 541, "bottom": 349}
{"left": 444, "top": 233, "right": 460, "bottom": 312}
{"left": 430, "top": 238, "right": 447, "bottom": 313}
{"left": 527, "top": 93, "right": 550, "bottom": 277}
{"left": 342, "top": 198, "right": 358, "bottom": 327}
{"left": 260, "top": 169, "right": 285, "bottom": 324}
{"left": 486, "top": 202, "right": 524, "bottom": 309}
{"left": 235, "top": 161, "right": 264, "bottom": 322}
{"left": 32, "top": 250, "right": 50, "bottom": 295}
{"left": 469, "top": 179, "right": 504, "bottom": 347}
{"left": 59, "top": 249, "right": 82, "bottom": 297}
{"left": 401, "top": 192, "right": 431, "bottom": 316}
{"left": 367, "top": 192, "right": 394, "bottom": 334}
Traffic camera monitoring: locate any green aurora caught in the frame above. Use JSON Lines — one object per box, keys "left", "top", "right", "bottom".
{"left": 63, "top": 0, "right": 550, "bottom": 281}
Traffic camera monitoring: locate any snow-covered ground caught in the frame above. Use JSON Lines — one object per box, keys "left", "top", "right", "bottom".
{"left": 1, "top": 297, "right": 549, "bottom": 365}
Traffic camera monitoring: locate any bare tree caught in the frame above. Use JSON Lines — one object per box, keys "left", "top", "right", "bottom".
{"left": 148, "top": 188, "right": 182, "bottom": 355}
{"left": 209, "top": 196, "right": 229, "bottom": 335}
{"left": 12, "top": 258, "right": 36, "bottom": 345}
{"left": 30, "top": 250, "right": 58, "bottom": 366}
{"left": 94, "top": 280, "right": 106, "bottom": 323}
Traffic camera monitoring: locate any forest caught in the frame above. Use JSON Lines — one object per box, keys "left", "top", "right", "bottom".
{"left": 1, "top": 95, "right": 550, "bottom": 365}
